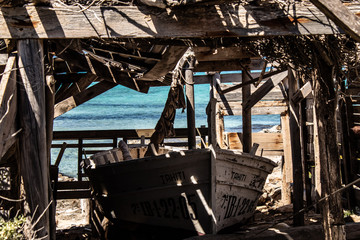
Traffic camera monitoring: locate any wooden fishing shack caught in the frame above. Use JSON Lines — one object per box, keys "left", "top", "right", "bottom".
{"left": 1, "top": 0, "right": 360, "bottom": 239}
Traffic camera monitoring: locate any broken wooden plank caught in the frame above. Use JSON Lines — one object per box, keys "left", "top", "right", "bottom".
{"left": 310, "top": 0, "right": 360, "bottom": 43}
{"left": 0, "top": 3, "right": 357, "bottom": 39}
{"left": 54, "top": 80, "right": 117, "bottom": 118}
{"left": 55, "top": 73, "right": 98, "bottom": 104}
{"left": 292, "top": 81, "right": 313, "bottom": 104}
{"left": 139, "top": 46, "right": 188, "bottom": 81}
{"left": 243, "top": 71, "right": 287, "bottom": 111}
{"left": 0, "top": 54, "right": 17, "bottom": 159}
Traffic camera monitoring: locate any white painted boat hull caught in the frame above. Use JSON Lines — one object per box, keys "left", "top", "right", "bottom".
{"left": 83, "top": 148, "right": 276, "bottom": 234}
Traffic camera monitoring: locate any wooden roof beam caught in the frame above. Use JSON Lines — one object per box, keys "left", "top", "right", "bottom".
{"left": 310, "top": 0, "right": 360, "bottom": 42}
{"left": 0, "top": 2, "right": 358, "bottom": 39}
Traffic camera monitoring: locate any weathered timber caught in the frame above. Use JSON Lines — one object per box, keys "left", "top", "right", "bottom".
{"left": 209, "top": 73, "right": 225, "bottom": 147}
{"left": 194, "top": 59, "right": 263, "bottom": 72}
{"left": 194, "top": 72, "right": 261, "bottom": 84}
{"left": 242, "top": 66, "right": 251, "bottom": 153}
{"left": 194, "top": 46, "right": 256, "bottom": 62}
{"left": 292, "top": 81, "right": 313, "bottom": 104}
{"left": 288, "top": 68, "right": 304, "bottom": 226}
{"left": 0, "top": 3, "right": 358, "bottom": 39}
{"left": 185, "top": 56, "right": 196, "bottom": 149}
{"left": 313, "top": 58, "right": 345, "bottom": 239}
{"left": 45, "top": 74, "right": 56, "bottom": 240}
{"left": 243, "top": 71, "right": 287, "bottom": 111}
{"left": 281, "top": 112, "right": 292, "bottom": 204}
{"left": 18, "top": 39, "right": 50, "bottom": 239}
{"left": 220, "top": 70, "right": 283, "bottom": 94}
{"left": 310, "top": 0, "right": 360, "bottom": 42}
{"left": 227, "top": 132, "right": 283, "bottom": 156}
{"left": 54, "top": 80, "right": 117, "bottom": 118}
{"left": 219, "top": 100, "right": 287, "bottom": 116}
{"left": 140, "top": 46, "right": 188, "bottom": 81}
{"left": 55, "top": 73, "right": 98, "bottom": 104}
{"left": 0, "top": 54, "right": 17, "bottom": 159}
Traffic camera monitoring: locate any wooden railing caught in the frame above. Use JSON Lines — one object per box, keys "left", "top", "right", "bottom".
{"left": 51, "top": 127, "right": 208, "bottom": 199}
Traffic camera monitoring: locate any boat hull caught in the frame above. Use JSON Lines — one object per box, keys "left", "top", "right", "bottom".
{"left": 83, "top": 148, "right": 276, "bottom": 234}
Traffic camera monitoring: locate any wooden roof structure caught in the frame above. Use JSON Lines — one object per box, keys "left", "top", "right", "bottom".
{"left": 1, "top": 0, "right": 360, "bottom": 239}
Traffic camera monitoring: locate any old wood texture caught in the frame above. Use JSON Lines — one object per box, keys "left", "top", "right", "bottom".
{"left": 288, "top": 68, "right": 304, "bottom": 226}
{"left": 0, "top": 2, "right": 359, "bottom": 39}
{"left": 185, "top": 56, "right": 196, "bottom": 149}
{"left": 18, "top": 39, "right": 50, "bottom": 239}
{"left": 281, "top": 112, "right": 292, "bottom": 204}
{"left": 54, "top": 80, "right": 117, "bottom": 118}
{"left": 209, "top": 73, "right": 225, "bottom": 148}
{"left": 242, "top": 66, "right": 252, "bottom": 153}
{"left": 227, "top": 132, "right": 283, "bottom": 157}
{"left": 243, "top": 71, "right": 287, "bottom": 111}
{"left": 309, "top": 0, "right": 360, "bottom": 42}
{"left": 0, "top": 54, "right": 17, "bottom": 159}
{"left": 313, "top": 60, "right": 345, "bottom": 239}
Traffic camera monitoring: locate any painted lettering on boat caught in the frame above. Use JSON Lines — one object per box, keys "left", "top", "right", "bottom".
{"left": 249, "top": 175, "right": 265, "bottom": 189}
{"left": 131, "top": 194, "right": 198, "bottom": 220}
{"left": 160, "top": 171, "right": 186, "bottom": 184}
{"left": 220, "top": 194, "right": 256, "bottom": 220}
{"left": 231, "top": 171, "right": 247, "bottom": 182}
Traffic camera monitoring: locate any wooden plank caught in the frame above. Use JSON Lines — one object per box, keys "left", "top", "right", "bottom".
{"left": 292, "top": 81, "right": 313, "bottom": 104}
{"left": 310, "top": 0, "right": 360, "bottom": 42}
{"left": 242, "top": 66, "right": 252, "bottom": 153}
{"left": 243, "top": 71, "right": 287, "bottom": 111}
{"left": 54, "top": 80, "right": 117, "bottom": 118}
{"left": 18, "top": 39, "right": 50, "bottom": 239}
{"left": 219, "top": 100, "right": 287, "bottom": 116}
{"left": 185, "top": 56, "right": 196, "bottom": 149}
{"left": 288, "top": 68, "right": 304, "bottom": 226}
{"left": 57, "top": 190, "right": 91, "bottom": 199}
{"left": 0, "top": 54, "right": 17, "bottom": 158}
{"left": 227, "top": 132, "right": 283, "bottom": 152}
{"left": 194, "top": 72, "right": 261, "bottom": 85}
{"left": 55, "top": 73, "right": 98, "bottom": 104}
{"left": 52, "top": 128, "right": 208, "bottom": 140}
{"left": 0, "top": 3, "right": 358, "bottom": 39}
{"left": 139, "top": 46, "right": 188, "bottom": 81}
{"left": 195, "top": 59, "right": 264, "bottom": 72}
{"left": 218, "top": 86, "right": 284, "bottom": 102}
{"left": 194, "top": 46, "right": 255, "bottom": 62}
{"left": 57, "top": 181, "right": 90, "bottom": 190}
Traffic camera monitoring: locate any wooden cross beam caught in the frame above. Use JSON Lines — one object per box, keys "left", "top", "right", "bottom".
{"left": 0, "top": 2, "right": 359, "bottom": 39}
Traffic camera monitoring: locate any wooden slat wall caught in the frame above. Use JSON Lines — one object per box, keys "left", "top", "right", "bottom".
{"left": 227, "top": 132, "right": 283, "bottom": 156}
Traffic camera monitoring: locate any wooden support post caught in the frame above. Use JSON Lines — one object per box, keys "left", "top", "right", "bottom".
{"left": 242, "top": 66, "right": 252, "bottom": 153}
{"left": 185, "top": 56, "right": 196, "bottom": 150}
{"left": 281, "top": 112, "right": 292, "bottom": 205}
{"left": 78, "top": 138, "right": 83, "bottom": 181}
{"left": 18, "top": 39, "right": 50, "bottom": 239}
{"left": 45, "top": 74, "right": 56, "bottom": 240}
{"left": 313, "top": 62, "right": 345, "bottom": 239}
{"left": 288, "top": 68, "right": 304, "bottom": 226}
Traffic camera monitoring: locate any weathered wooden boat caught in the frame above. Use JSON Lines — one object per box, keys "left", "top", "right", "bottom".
{"left": 82, "top": 146, "right": 276, "bottom": 235}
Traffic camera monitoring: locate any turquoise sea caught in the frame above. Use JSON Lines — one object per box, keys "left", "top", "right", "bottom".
{"left": 52, "top": 84, "right": 280, "bottom": 177}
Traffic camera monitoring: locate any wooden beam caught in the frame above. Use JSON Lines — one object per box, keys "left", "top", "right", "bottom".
{"left": 54, "top": 80, "right": 116, "bottom": 118}
{"left": 185, "top": 56, "right": 196, "bottom": 149}
{"left": 0, "top": 54, "right": 17, "bottom": 159}
{"left": 55, "top": 73, "right": 98, "bottom": 104}
{"left": 219, "top": 100, "right": 287, "bottom": 116}
{"left": 139, "top": 46, "right": 188, "bottom": 81}
{"left": 242, "top": 66, "right": 252, "bottom": 153}
{"left": 243, "top": 71, "right": 287, "bottom": 111}
{"left": 292, "top": 81, "right": 313, "bottom": 104}
{"left": 288, "top": 68, "right": 304, "bottom": 226}
{"left": 18, "top": 39, "right": 50, "bottom": 239}
{"left": 281, "top": 112, "right": 292, "bottom": 204}
{"left": 310, "top": 0, "right": 360, "bottom": 42}
{"left": 0, "top": 3, "right": 357, "bottom": 39}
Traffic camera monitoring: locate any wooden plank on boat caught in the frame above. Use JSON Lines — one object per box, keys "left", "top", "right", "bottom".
{"left": 0, "top": 3, "right": 358, "bottom": 39}
{"left": 0, "top": 54, "right": 17, "bottom": 158}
